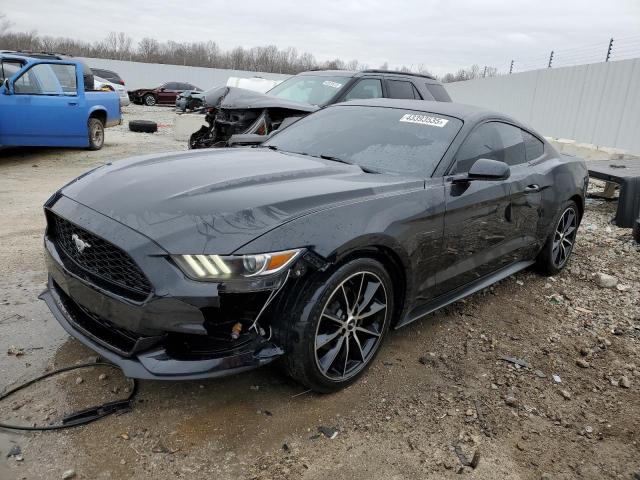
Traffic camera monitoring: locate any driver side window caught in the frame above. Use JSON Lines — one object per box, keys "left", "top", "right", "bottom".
{"left": 452, "top": 122, "right": 526, "bottom": 174}
{"left": 343, "top": 78, "right": 383, "bottom": 101}
{"left": 13, "top": 63, "right": 77, "bottom": 96}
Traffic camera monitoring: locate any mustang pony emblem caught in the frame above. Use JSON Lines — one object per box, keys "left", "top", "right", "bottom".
{"left": 71, "top": 233, "right": 91, "bottom": 253}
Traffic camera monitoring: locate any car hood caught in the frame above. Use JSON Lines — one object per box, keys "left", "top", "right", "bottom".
{"left": 60, "top": 148, "right": 422, "bottom": 254}
{"left": 204, "top": 86, "right": 318, "bottom": 113}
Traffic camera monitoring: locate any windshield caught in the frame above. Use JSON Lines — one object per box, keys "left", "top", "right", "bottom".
{"left": 264, "top": 105, "right": 463, "bottom": 177}
{"left": 267, "top": 75, "right": 350, "bottom": 106}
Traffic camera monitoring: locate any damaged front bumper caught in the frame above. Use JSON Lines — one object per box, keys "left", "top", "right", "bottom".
{"left": 41, "top": 281, "right": 283, "bottom": 380}
{"left": 40, "top": 197, "right": 286, "bottom": 380}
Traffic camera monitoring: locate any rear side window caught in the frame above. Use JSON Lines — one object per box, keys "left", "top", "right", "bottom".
{"left": 387, "top": 80, "right": 418, "bottom": 99}
{"left": 426, "top": 83, "right": 451, "bottom": 102}
{"left": 522, "top": 130, "right": 544, "bottom": 161}
{"left": 343, "top": 78, "right": 383, "bottom": 101}
{"left": 453, "top": 121, "right": 526, "bottom": 173}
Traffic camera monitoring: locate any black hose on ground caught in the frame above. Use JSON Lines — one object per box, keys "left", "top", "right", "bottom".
{"left": 0, "top": 362, "right": 137, "bottom": 431}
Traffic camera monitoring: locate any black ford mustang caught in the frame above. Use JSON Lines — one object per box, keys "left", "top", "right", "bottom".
{"left": 41, "top": 99, "right": 588, "bottom": 392}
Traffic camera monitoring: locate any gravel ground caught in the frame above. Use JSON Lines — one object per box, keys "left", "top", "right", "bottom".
{"left": 0, "top": 106, "right": 638, "bottom": 480}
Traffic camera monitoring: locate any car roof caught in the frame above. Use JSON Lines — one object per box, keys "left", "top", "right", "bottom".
{"left": 0, "top": 52, "right": 34, "bottom": 62}
{"left": 333, "top": 98, "right": 516, "bottom": 124}
{"left": 0, "top": 53, "right": 83, "bottom": 67}
{"left": 298, "top": 70, "right": 359, "bottom": 77}
{"left": 296, "top": 69, "right": 438, "bottom": 81}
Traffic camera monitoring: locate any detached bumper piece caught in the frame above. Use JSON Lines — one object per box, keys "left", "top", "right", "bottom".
{"left": 41, "top": 278, "right": 284, "bottom": 380}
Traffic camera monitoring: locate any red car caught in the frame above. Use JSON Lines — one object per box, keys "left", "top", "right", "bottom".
{"left": 128, "top": 82, "right": 202, "bottom": 106}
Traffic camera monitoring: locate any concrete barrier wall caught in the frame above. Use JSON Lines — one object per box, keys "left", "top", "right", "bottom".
{"left": 82, "top": 57, "right": 291, "bottom": 91}
{"left": 445, "top": 58, "right": 640, "bottom": 154}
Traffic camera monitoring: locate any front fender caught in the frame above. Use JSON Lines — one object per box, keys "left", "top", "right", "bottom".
{"left": 234, "top": 185, "right": 444, "bottom": 310}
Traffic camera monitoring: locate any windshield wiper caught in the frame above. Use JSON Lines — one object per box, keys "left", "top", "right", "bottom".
{"left": 319, "top": 154, "right": 352, "bottom": 165}
{"left": 319, "top": 154, "right": 381, "bottom": 174}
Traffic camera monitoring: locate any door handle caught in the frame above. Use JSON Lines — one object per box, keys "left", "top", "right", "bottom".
{"left": 524, "top": 184, "right": 540, "bottom": 193}
{"left": 68, "top": 101, "right": 78, "bottom": 106}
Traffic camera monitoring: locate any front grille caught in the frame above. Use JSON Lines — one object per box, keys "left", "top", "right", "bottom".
{"left": 49, "top": 213, "right": 152, "bottom": 297}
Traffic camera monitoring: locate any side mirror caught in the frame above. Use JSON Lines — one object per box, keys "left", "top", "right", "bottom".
{"left": 159, "top": 87, "right": 165, "bottom": 92}
{"left": 453, "top": 158, "right": 510, "bottom": 183}
{"left": 2, "top": 78, "right": 11, "bottom": 95}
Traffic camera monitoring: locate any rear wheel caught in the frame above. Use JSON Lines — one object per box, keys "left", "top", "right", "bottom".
{"left": 281, "top": 258, "right": 393, "bottom": 393}
{"left": 87, "top": 118, "right": 104, "bottom": 150}
{"left": 143, "top": 93, "right": 156, "bottom": 106}
{"left": 536, "top": 200, "right": 579, "bottom": 275}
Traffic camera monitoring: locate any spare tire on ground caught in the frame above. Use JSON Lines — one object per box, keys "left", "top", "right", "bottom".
{"left": 129, "top": 120, "right": 158, "bottom": 133}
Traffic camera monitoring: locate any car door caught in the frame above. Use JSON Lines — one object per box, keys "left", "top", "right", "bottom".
{"left": 509, "top": 127, "right": 553, "bottom": 258}
{"left": 502, "top": 127, "right": 546, "bottom": 260}
{"left": 433, "top": 121, "right": 518, "bottom": 296}
{"left": 157, "top": 82, "right": 176, "bottom": 103}
{"left": 0, "top": 61, "right": 87, "bottom": 147}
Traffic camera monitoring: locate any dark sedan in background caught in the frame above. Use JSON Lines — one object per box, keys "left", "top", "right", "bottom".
{"left": 91, "top": 67, "right": 125, "bottom": 86}
{"left": 128, "top": 81, "right": 202, "bottom": 106}
{"left": 40, "top": 100, "right": 588, "bottom": 393}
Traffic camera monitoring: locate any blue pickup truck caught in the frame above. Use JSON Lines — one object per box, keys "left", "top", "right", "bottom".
{"left": 0, "top": 53, "right": 121, "bottom": 150}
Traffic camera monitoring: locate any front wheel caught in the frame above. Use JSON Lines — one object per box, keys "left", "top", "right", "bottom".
{"left": 281, "top": 258, "right": 393, "bottom": 393}
{"left": 143, "top": 93, "right": 156, "bottom": 106}
{"left": 536, "top": 200, "right": 579, "bottom": 275}
{"left": 87, "top": 118, "right": 104, "bottom": 150}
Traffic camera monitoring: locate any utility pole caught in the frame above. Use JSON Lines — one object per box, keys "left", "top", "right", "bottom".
{"left": 483, "top": 65, "right": 487, "bottom": 78}
{"left": 509, "top": 60, "right": 514, "bottom": 74}
{"left": 606, "top": 38, "right": 614, "bottom": 62}
{"left": 548, "top": 50, "right": 554, "bottom": 68}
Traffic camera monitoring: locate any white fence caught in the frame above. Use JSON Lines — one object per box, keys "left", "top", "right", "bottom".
{"left": 82, "top": 57, "right": 291, "bottom": 92}
{"left": 445, "top": 58, "right": 640, "bottom": 154}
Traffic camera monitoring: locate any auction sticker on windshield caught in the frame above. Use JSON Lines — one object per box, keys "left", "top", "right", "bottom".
{"left": 399, "top": 114, "right": 449, "bottom": 127}
{"left": 322, "top": 80, "right": 343, "bottom": 89}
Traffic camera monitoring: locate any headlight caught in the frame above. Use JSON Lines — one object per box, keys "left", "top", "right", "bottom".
{"left": 172, "top": 249, "right": 303, "bottom": 281}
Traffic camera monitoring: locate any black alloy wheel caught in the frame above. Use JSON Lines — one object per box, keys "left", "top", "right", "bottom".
{"left": 536, "top": 200, "right": 580, "bottom": 275}
{"left": 314, "top": 271, "right": 388, "bottom": 381}
{"left": 552, "top": 206, "right": 578, "bottom": 268}
{"left": 281, "top": 258, "right": 393, "bottom": 393}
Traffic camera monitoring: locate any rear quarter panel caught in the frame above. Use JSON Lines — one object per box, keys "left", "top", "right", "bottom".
{"left": 85, "top": 91, "right": 121, "bottom": 127}
{"left": 535, "top": 151, "right": 588, "bottom": 241}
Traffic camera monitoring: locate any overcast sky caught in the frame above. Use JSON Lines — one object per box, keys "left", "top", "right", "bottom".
{"left": 4, "top": 0, "right": 640, "bottom": 75}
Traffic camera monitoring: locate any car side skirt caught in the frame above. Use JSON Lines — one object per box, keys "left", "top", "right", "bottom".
{"left": 396, "top": 260, "right": 535, "bottom": 329}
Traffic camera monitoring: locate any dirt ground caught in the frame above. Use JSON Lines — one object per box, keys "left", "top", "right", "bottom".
{"left": 0, "top": 105, "right": 638, "bottom": 480}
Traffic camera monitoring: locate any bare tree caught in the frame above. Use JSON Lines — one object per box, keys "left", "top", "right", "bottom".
{"left": 0, "top": 24, "right": 456, "bottom": 76}
{"left": 440, "top": 64, "right": 500, "bottom": 83}
{"left": 0, "top": 12, "right": 12, "bottom": 34}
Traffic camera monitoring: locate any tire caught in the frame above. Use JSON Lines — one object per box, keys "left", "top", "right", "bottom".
{"left": 129, "top": 120, "right": 158, "bottom": 133}
{"left": 535, "top": 200, "right": 580, "bottom": 276}
{"left": 87, "top": 117, "right": 104, "bottom": 151}
{"left": 143, "top": 93, "right": 157, "bottom": 106}
{"left": 280, "top": 258, "right": 394, "bottom": 393}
